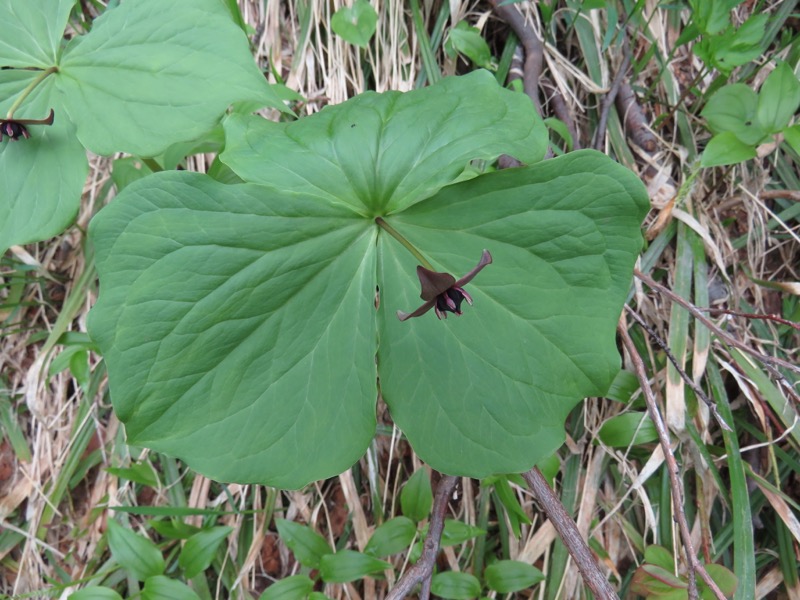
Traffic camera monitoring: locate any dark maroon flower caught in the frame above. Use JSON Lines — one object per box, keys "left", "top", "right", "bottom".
{"left": 397, "top": 250, "right": 492, "bottom": 321}
{"left": 0, "top": 109, "right": 54, "bottom": 142}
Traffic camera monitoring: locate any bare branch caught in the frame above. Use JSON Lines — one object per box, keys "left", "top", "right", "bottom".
{"left": 522, "top": 468, "right": 619, "bottom": 600}
{"left": 619, "top": 322, "right": 728, "bottom": 600}
{"left": 386, "top": 475, "right": 458, "bottom": 600}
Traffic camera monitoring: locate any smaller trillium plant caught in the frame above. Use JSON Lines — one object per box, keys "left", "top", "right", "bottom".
{"left": 398, "top": 250, "right": 492, "bottom": 320}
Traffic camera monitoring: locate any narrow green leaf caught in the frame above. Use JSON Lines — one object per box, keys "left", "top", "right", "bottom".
{"left": 709, "top": 364, "right": 754, "bottom": 599}
{"left": 57, "top": 0, "right": 286, "bottom": 157}
{"left": 490, "top": 476, "right": 531, "bottom": 526}
{"left": 400, "top": 469, "right": 432, "bottom": 522}
{"left": 729, "top": 348, "right": 800, "bottom": 445}
{"left": 106, "top": 520, "right": 165, "bottom": 581}
{"left": 258, "top": 575, "right": 314, "bottom": 600}
{"left": 598, "top": 412, "right": 658, "bottom": 447}
{"left": 141, "top": 576, "right": 201, "bottom": 600}
{"left": 364, "top": 516, "right": 417, "bottom": 557}
{"left": 756, "top": 62, "right": 800, "bottom": 133}
{"left": 0, "top": 0, "right": 73, "bottom": 67}
{"left": 178, "top": 526, "right": 234, "bottom": 578}
{"left": 430, "top": 572, "right": 481, "bottom": 599}
{"left": 68, "top": 587, "right": 124, "bottom": 600}
{"left": 331, "top": 0, "right": 378, "bottom": 48}
{"left": 275, "top": 519, "right": 332, "bottom": 569}
{"left": 318, "top": 550, "right": 391, "bottom": 583}
{"left": 106, "top": 463, "right": 160, "bottom": 487}
{"left": 701, "top": 132, "right": 757, "bottom": 167}
{"left": 484, "top": 560, "right": 544, "bottom": 593}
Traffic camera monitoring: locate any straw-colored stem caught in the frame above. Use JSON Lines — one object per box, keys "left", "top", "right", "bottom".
{"left": 6, "top": 67, "right": 58, "bottom": 120}
{"left": 375, "top": 217, "right": 435, "bottom": 270}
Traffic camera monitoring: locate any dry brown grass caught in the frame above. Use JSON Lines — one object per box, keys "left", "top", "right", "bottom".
{"left": 1, "top": 1, "right": 798, "bottom": 599}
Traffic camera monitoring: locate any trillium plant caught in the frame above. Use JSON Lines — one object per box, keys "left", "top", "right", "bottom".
{"left": 3, "top": 0, "right": 649, "bottom": 489}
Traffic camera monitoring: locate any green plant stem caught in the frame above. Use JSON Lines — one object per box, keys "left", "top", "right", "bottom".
{"left": 375, "top": 217, "right": 435, "bottom": 270}
{"left": 6, "top": 67, "right": 58, "bottom": 119}
{"left": 142, "top": 157, "right": 163, "bottom": 172}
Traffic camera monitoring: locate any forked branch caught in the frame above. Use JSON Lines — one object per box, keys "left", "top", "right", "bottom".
{"left": 386, "top": 475, "right": 458, "bottom": 600}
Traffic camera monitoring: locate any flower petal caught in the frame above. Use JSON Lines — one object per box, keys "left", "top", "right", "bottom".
{"left": 454, "top": 250, "right": 492, "bottom": 287}
{"left": 417, "top": 266, "right": 456, "bottom": 301}
{"left": 397, "top": 299, "right": 436, "bottom": 321}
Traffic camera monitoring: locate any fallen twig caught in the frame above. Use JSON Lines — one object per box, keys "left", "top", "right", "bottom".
{"left": 619, "top": 323, "right": 727, "bottom": 600}
{"left": 488, "top": 0, "right": 543, "bottom": 114}
{"left": 635, "top": 269, "right": 800, "bottom": 376}
{"left": 593, "top": 34, "right": 631, "bottom": 151}
{"left": 386, "top": 475, "right": 458, "bottom": 600}
{"left": 625, "top": 305, "right": 733, "bottom": 432}
{"left": 522, "top": 468, "right": 619, "bottom": 600}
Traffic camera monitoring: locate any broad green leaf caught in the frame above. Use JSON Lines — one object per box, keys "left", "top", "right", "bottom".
{"left": 484, "top": 560, "right": 544, "bottom": 593}
{"left": 430, "top": 572, "right": 481, "bottom": 599}
{"left": 258, "top": 575, "right": 314, "bottom": 600}
{"left": 0, "top": 0, "right": 73, "bottom": 67}
{"left": 701, "top": 132, "right": 757, "bottom": 167}
{"left": 597, "top": 412, "right": 658, "bottom": 447}
{"left": 90, "top": 76, "right": 647, "bottom": 488}
{"left": 178, "top": 526, "right": 234, "bottom": 578}
{"left": 111, "top": 157, "right": 155, "bottom": 192}
{"left": 440, "top": 519, "right": 486, "bottom": 546}
{"left": 783, "top": 124, "right": 800, "bottom": 155}
{"left": 0, "top": 72, "right": 87, "bottom": 252}
{"left": 631, "top": 564, "right": 687, "bottom": 596}
{"left": 221, "top": 70, "right": 547, "bottom": 215}
{"left": 400, "top": 468, "right": 433, "bottom": 522}
{"left": 318, "top": 550, "right": 391, "bottom": 583}
{"left": 376, "top": 151, "right": 648, "bottom": 477}
{"left": 604, "top": 369, "right": 639, "bottom": 403}
{"left": 445, "top": 22, "right": 497, "bottom": 71}
{"left": 89, "top": 173, "right": 377, "bottom": 488}
{"left": 142, "top": 576, "right": 201, "bottom": 600}
{"left": 701, "top": 84, "right": 766, "bottom": 145}
{"left": 331, "top": 0, "right": 378, "bottom": 48}
{"left": 106, "top": 520, "right": 165, "bottom": 581}
{"left": 703, "top": 564, "right": 738, "bottom": 599}
{"left": 756, "top": 63, "right": 800, "bottom": 134}
{"left": 643, "top": 545, "right": 675, "bottom": 571}
{"left": 68, "top": 587, "right": 124, "bottom": 600}
{"left": 694, "top": 13, "right": 766, "bottom": 73}
{"left": 275, "top": 519, "right": 333, "bottom": 569}
{"left": 688, "top": 0, "right": 743, "bottom": 34}
{"left": 56, "top": 0, "right": 285, "bottom": 157}
{"left": 106, "top": 463, "right": 160, "bottom": 488}
{"left": 364, "top": 516, "right": 417, "bottom": 557}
